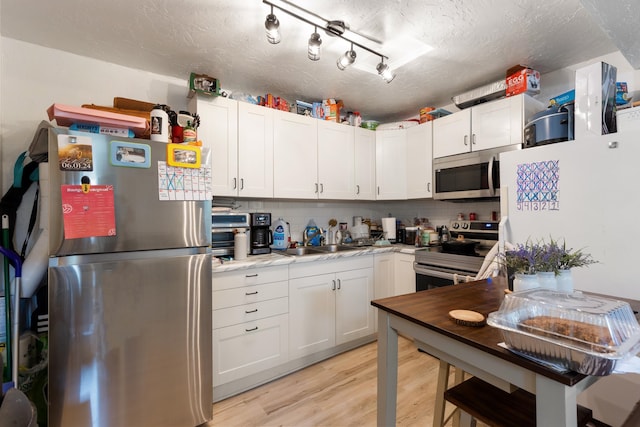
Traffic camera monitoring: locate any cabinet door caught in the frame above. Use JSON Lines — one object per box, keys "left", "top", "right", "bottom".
{"left": 394, "top": 253, "right": 416, "bottom": 295}
{"left": 213, "top": 314, "right": 288, "bottom": 385}
{"left": 273, "top": 110, "right": 318, "bottom": 199}
{"left": 406, "top": 122, "right": 433, "bottom": 199}
{"left": 335, "top": 267, "right": 375, "bottom": 345}
{"left": 471, "top": 95, "right": 519, "bottom": 151}
{"left": 373, "top": 253, "right": 395, "bottom": 299}
{"left": 432, "top": 109, "right": 471, "bottom": 158}
{"left": 238, "top": 102, "right": 273, "bottom": 197}
{"left": 289, "top": 273, "right": 336, "bottom": 359}
{"left": 189, "top": 96, "right": 238, "bottom": 196}
{"left": 375, "top": 129, "right": 407, "bottom": 200}
{"left": 354, "top": 127, "right": 376, "bottom": 200}
{"left": 317, "top": 121, "right": 355, "bottom": 199}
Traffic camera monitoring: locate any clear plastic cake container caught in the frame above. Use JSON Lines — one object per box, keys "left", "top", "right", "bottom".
{"left": 487, "top": 289, "right": 640, "bottom": 375}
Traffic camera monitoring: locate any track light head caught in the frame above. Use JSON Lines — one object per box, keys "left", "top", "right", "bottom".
{"left": 308, "top": 30, "right": 322, "bottom": 61}
{"left": 376, "top": 60, "right": 396, "bottom": 83}
{"left": 265, "top": 12, "right": 281, "bottom": 44}
{"left": 337, "top": 47, "right": 356, "bottom": 70}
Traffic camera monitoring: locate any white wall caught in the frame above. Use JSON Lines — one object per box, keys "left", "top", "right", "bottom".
{"left": 0, "top": 38, "right": 636, "bottom": 240}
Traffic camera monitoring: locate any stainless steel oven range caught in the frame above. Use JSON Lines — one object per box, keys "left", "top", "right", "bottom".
{"left": 414, "top": 220, "right": 499, "bottom": 291}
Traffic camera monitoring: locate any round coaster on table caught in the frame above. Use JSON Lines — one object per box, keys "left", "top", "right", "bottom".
{"left": 449, "top": 309, "right": 486, "bottom": 327}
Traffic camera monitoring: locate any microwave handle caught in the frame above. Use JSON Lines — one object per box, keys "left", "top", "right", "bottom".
{"left": 488, "top": 155, "right": 496, "bottom": 195}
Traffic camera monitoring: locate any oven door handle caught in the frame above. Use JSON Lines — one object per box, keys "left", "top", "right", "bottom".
{"left": 413, "top": 262, "right": 456, "bottom": 280}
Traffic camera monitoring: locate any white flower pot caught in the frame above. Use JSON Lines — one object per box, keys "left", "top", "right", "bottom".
{"left": 536, "top": 271, "right": 557, "bottom": 290}
{"left": 556, "top": 269, "right": 574, "bottom": 292}
{"left": 513, "top": 273, "right": 539, "bottom": 292}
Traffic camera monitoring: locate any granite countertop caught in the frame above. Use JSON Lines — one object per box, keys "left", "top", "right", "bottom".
{"left": 212, "top": 244, "right": 418, "bottom": 273}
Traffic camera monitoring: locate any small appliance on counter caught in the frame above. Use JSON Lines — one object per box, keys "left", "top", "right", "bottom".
{"left": 249, "top": 213, "right": 272, "bottom": 255}
{"left": 211, "top": 212, "right": 250, "bottom": 256}
{"left": 381, "top": 217, "right": 396, "bottom": 243}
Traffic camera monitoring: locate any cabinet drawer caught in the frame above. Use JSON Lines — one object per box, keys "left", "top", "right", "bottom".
{"left": 289, "top": 255, "right": 373, "bottom": 279}
{"left": 213, "top": 313, "right": 289, "bottom": 385}
{"left": 213, "top": 265, "right": 288, "bottom": 291}
{"left": 214, "top": 296, "right": 288, "bottom": 329}
{"left": 213, "top": 281, "right": 288, "bottom": 310}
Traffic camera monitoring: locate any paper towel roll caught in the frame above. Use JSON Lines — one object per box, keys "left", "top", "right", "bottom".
{"left": 381, "top": 217, "right": 396, "bottom": 241}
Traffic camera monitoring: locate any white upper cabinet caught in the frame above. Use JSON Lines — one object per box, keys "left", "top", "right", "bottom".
{"left": 354, "top": 127, "right": 376, "bottom": 200}
{"left": 406, "top": 122, "right": 433, "bottom": 199}
{"left": 273, "top": 110, "right": 319, "bottom": 199}
{"left": 375, "top": 129, "right": 407, "bottom": 200}
{"left": 317, "top": 121, "right": 355, "bottom": 200}
{"left": 237, "top": 102, "right": 274, "bottom": 197}
{"left": 433, "top": 94, "right": 544, "bottom": 158}
{"left": 189, "top": 96, "right": 238, "bottom": 197}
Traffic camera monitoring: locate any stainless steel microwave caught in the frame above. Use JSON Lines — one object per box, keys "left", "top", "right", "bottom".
{"left": 211, "top": 212, "right": 250, "bottom": 256}
{"left": 433, "top": 145, "right": 520, "bottom": 200}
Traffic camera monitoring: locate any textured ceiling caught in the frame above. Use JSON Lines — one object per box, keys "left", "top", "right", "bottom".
{"left": 0, "top": 0, "right": 634, "bottom": 123}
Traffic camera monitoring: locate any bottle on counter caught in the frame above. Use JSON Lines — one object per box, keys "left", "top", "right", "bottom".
{"left": 440, "top": 225, "right": 450, "bottom": 243}
{"left": 234, "top": 228, "right": 247, "bottom": 260}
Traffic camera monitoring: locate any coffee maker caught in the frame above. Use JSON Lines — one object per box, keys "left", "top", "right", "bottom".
{"left": 249, "top": 213, "right": 272, "bottom": 255}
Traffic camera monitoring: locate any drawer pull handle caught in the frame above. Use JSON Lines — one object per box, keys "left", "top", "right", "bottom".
{"left": 245, "top": 308, "right": 258, "bottom": 314}
{"left": 245, "top": 326, "right": 258, "bottom": 332}
{"left": 245, "top": 291, "right": 259, "bottom": 295}
{"left": 245, "top": 274, "right": 258, "bottom": 278}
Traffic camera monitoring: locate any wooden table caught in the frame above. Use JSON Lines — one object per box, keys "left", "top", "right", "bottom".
{"left": 372, "top": 278, "right": 610, "bottom": 427}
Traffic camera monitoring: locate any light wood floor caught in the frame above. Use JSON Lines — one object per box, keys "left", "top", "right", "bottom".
{"left": 208, "top": 336, "right": 478, "bottom": 426}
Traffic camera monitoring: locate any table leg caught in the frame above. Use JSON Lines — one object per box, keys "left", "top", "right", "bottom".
{"left": 535, "top": 374, "right": 577, "bottom": 427}
{"left": 377, "top": 310, "right": 398, "bottom": 427}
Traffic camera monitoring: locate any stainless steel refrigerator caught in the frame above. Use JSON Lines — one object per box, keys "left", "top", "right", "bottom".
{"left": 46, "top": 127, "right": 212, "bottom": 427}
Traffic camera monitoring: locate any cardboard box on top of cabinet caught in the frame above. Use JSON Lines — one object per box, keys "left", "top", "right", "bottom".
{"left": 322, "top": 99, "right": 343, "bottom": 122}
{"left": 505, "top": 65, "right": 540, "bottom": 97}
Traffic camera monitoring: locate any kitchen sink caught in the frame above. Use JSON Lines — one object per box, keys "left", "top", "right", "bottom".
{"left": 280, "top": 245, "right": 360, "bottom": 256}
{"left": 315, "top": 244, "right": 359, "bottom": 253}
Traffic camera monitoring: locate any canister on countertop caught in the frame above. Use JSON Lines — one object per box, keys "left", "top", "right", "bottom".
{"left": 234, "top": 228, "right": 247, "bottom": 260}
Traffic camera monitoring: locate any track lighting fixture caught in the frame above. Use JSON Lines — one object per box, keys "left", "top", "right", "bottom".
{"left": 376, "top": 58, "right": 396, "bottom": 83}
{"left": 337, "top": 44, "right": 356, "bottom": 70}
{"left": 263, "top": 0, "right": 393, "bottom": 82}
{"left": 264, "top": 6, "right": 281, "bottom": 44}
{"left": 308, "top": 28, "right": 322, "bottom": 61}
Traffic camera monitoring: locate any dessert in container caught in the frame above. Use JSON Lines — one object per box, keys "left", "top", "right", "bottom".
{"left": 487, "top": 289, "right": 640, "bottom": 375}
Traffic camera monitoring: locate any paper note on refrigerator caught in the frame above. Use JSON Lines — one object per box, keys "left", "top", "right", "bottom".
{"left": 157, "top": 161, "right": 211, "bottom": 201}
{"left": 60, "top": 184, "right": 116, "bottom": 238}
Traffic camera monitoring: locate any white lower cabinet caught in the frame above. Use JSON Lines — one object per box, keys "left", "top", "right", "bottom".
{"left": 289, "top": 257, "right": 375, "bottom": 360}
{"left": 373, "top": 252, "right": 395, "bottom": 299}
{"left": 394, "top": 252, "right": 416, "bottom": 295}
{"left": 212, "top": 266, "right": 289, "bottom": 386}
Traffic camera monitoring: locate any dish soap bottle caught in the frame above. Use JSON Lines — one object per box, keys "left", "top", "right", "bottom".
{"left": 272, "top": 218, "right": 289, "bottom": 250}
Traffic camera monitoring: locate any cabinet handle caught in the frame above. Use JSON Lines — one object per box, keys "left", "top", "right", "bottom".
{"left": 427, "top": 182, "right": 431, "bottom": 192}
{"left": 245, "top": 308, "right": 258, "bottom": 314}
{"left": 233, "top": 177, "right": 237, "bottom": 189}
{"left": 464, "top": 135, "right": 468, "bottom": 146}
{"left": 240, "top": 178, "right": 244, "bottom": 190}
{"left": 356, "top": 184, "right": 360, "bottom": 195}
{"left": 332, "top": 279, "right": 336, "bottom": 290}
{"left": 377, "top": 186, "right": 380, "bottom": 195}
{"left": 337, "top": 279, "right": 341, "bottom": 290}
{"left": 245, "top": 326, "right": 258, "bottom": 332}
{"left": 472, "top": 133, "right": 476, "bottom": 145}
{"left": 315, "top": 183, "right": 319, "bottom": 193}
{"left": 320, "top": 183, "right": 324, "bottom": 193}
{"left": 245, "top": 274, "right": 258, "bottom": 278}
{"left": 245, "top": 291, "right": 258, "bottom": 295}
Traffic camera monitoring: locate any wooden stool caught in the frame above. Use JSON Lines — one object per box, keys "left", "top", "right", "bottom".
{"left": 432, "top": 360, "right": 465, "bottom": 427}
{"left": 444, "top": 376, "right": 593, "bottom": 427}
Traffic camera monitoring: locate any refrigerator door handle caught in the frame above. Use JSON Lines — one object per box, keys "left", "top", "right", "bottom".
{"left": 488, "top": 155, "right": 496, "bottom": 195}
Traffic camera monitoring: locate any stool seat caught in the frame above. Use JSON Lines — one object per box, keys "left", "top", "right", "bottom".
{"left": 444, "top": 376, "right": 593, "bottom": 427}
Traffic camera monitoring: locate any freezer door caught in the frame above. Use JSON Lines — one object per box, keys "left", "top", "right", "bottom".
{"left": 48, "top": 127, "right": 211, "bottom": 256}
{"left": 48, "top": 251, "right": 212, "bottom": 427}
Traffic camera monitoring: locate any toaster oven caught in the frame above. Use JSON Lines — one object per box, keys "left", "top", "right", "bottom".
{"left": 211, "top": 212, "right": 250, "bottom": 256}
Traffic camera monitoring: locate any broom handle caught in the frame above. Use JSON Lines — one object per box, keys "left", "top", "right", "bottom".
{"left": 2, "top": 214, "right": 12, "bottom": 384}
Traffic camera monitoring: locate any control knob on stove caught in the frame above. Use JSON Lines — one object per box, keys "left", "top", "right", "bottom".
{"left": 451, "top": 222, "right": 460, "bottom": 229}
{"left": 461, "top": 222, "right": 469, "bottom": 230}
